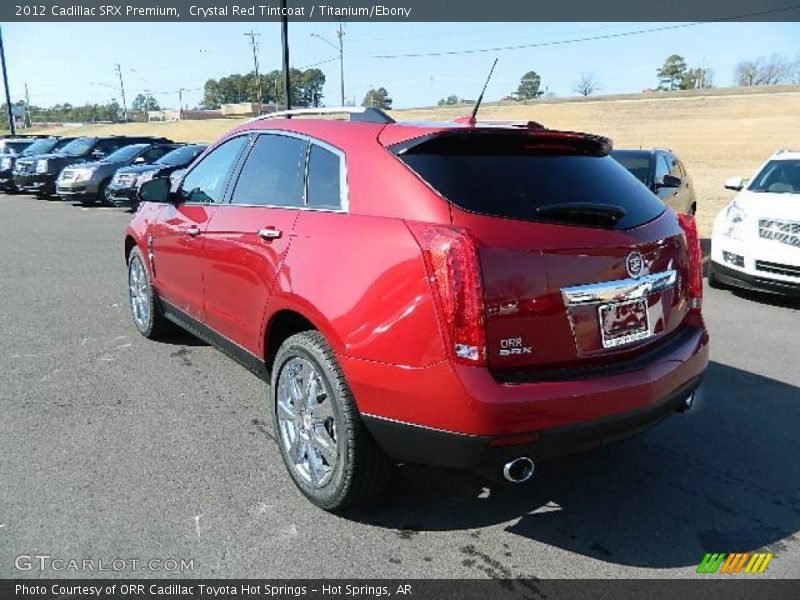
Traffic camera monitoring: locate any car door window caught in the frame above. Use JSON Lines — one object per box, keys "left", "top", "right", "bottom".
{"left": 307, "top": 144, "right": 344, "bottom": 210}
{"left": 230, "top": 134, "right": 307, "bottom": 207}
{"left": 180, "top": 136, "right": 249, "bottom": 204}
{"left": 654, "top": 155, "right": 670, "bottom": 185}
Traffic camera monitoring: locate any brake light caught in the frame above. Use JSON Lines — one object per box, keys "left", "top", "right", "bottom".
{"left": 678, "top": 213, "right": 703, "bottom": 312}
{"left": 407, "top": 222, "right": 486, "bottom": 366}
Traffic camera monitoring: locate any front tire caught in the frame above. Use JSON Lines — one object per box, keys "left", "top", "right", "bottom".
{"left": 127, "top": 247, "right": 170, "bottom": 339}
{"left": 271, "top": 331, "right": 390, "bottom": 510}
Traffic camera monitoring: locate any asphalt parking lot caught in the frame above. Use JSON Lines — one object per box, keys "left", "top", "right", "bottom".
{"left": 1, "top": 194, "right": 799, "bottom": 581}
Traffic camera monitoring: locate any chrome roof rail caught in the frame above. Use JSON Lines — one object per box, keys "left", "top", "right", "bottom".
{"left": 249, "top": 106, "right": 395, "bottom": 124}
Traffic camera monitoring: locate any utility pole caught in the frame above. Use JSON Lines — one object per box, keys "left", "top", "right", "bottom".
{"left": 280, "top": 0, "right": 291, "bottom": 112}
{"left": 311, "top": 21, "right": 345, "bottom": 106}
{"left": 114, "top": 63, "right": 128, "bottom": 122}
{"left": 24, "top": 83, "right": 31, "bottom": 128}
{"left": 336, "top": 21, "right": 345, "bottom": 107}
{"left": 0, "top": 26, "right": 16, "bottom": 135}
{"left": 243, "top": 30, "right": 262, "bottom": 114}
{"left": 177, "top": 88, "right": 186, "bottom": 120}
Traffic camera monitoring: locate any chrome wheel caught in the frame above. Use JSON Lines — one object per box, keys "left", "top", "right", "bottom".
{"left": 276, "top": 357, "right": 338, "bottom": 488}
{"left": 128, "top": 256, "right": 150, "bottom": 331}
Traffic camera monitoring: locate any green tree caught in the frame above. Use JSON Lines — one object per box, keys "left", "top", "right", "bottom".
{"left": 362, "top": 87, "right": 392, "bottom": 109}
{"left": 202, "top": 69, "right": 326, "bottom": 109}
{"left": 517, "top": 71, "right": 544, "bottom": 100}
{"left": 131, "top": 94, "right": 160, "bottom": 114}
{"left": 657, "top": 55, "right": 689, "bottom": 90}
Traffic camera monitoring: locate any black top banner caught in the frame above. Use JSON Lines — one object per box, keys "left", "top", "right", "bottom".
{"left": 2, "top": 0, "right": 800, "bottom": 22}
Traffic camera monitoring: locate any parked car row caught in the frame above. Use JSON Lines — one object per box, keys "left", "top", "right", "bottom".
{"left": 0, "top": 134, "right": 206, "bottom": 207}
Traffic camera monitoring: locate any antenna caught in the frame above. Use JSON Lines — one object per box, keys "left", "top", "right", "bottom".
{"left": 469, "top": 58, "right": 498, "bottom": 125}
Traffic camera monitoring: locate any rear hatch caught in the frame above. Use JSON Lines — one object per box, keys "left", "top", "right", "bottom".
{"left": 394, "top": 128, "right": 692, "bottom": 375}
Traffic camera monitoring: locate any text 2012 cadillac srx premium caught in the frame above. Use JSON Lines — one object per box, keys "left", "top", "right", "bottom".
{"left": 124, "top": 107, "right": 709, "bottom": 510}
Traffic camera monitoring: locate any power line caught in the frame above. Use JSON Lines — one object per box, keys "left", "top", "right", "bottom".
{"left": 371, "top": 6, "right": 800, "bottom": 59}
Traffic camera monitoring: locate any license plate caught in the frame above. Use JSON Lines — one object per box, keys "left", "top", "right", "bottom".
{"left": 598, "top": 298, "right": 651, "bottom": 348}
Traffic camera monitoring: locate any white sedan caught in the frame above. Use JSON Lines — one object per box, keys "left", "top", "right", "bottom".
{"left": 710, "top": 150, "right": 800, "bottom": 296}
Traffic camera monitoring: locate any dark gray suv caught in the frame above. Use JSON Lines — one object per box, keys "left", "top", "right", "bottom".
{"left": 611, "top": 149, "right": 697, "bottom": 215}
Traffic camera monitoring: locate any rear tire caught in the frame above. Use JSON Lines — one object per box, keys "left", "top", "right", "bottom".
{"left": 271, "top": 331, "right": 391, "bottom": 510}
{"left": 127, "top": 247, "right": 170, "bottom": 339}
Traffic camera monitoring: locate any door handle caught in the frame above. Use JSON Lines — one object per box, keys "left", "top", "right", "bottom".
{"left": 257, "top": 228, "right": 282, "bottom": 240}
{"left": 184, "top": 226, "right": 201, "bottom": 237}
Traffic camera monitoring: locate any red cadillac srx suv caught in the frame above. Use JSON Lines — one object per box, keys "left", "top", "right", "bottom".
{"left": 125, "top": 107, "right": 709, "bottom": 510}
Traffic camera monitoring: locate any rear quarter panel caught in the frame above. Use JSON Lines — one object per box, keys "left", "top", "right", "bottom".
{"left": 272, "top": 211, "right": 447, "bottom": 368}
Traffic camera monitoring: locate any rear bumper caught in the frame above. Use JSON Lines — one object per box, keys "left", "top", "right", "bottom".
{"left": 343, "top": 321, "right": 709, "bottom": 474}
{"left": 363, "top": 375, "right": 701, "bottom": 479}
{"left": 711, "top": 261, "right": 800, "bottom": 297}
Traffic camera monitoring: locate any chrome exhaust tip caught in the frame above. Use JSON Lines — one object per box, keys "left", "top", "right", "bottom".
{"left": 502, "top": 457, "right": 535, "bottom": 483}
{"left": 677, "top": 392, "right": 695, "bottom": 412}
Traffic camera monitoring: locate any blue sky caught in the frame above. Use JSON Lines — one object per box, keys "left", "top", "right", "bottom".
{"left": 2, "top": 21, "right": 798, "bottom": 109}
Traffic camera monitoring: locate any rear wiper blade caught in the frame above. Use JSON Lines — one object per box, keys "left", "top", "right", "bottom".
{"left": 536, "top": 202, "right": 627, "bottom": 224}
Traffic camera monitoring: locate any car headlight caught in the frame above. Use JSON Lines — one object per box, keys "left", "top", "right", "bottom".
{"left": 137, "top": 170, "right": 156, "bottom": 185}
{"left": 72, "top": 168, "right": 95, "bottom": 182}
{"left": 35, "top": 159, "right": 49, "bottom": 174}
{"left": 1, "top": 158, "right": 11, "bottom": 170}
{"left": 723, "top": 202, "right": 747, "bottom": 241}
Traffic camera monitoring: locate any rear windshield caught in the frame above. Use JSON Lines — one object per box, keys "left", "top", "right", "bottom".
{"left": 397, "top": 132, "right": 665, "bottom": 229}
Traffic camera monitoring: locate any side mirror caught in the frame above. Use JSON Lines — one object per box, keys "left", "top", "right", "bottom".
{"left": 658, "top": 174, "right": 682, "bottom": 189}
{"left": 133, "top": 156, "right": 146, "bottom": 164}
{"left": 138, "top": 177, "right": 173, "bottom": 204}
{"left": 91, "top": 150, "right": 105, "bottom": 160}
{"left": 724, "top": 176, "right": 744, "bottom": 191}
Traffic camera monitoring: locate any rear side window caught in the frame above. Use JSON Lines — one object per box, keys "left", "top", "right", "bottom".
{"left": 231, "top": 134, "right": 307, "bottom": 207}
{"left": 397, "top": 132, "right": 664, "bottom": 230}
{"left": 307, "top": 145, "right": 343, "bottom": 209}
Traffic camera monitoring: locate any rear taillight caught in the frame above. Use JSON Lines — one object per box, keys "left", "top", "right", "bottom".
{"left": 407, "top": 222, "right": 486, "bottom": 366}
{"left": 678, "top": 213, "right": 703, "bottom": 312}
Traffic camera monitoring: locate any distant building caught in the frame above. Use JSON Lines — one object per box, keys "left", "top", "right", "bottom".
{"left": 220, "top": 102, "right": 279, "bottom": 117}
{"left": 148, "top": 109, "right": 222, "bottom": 122}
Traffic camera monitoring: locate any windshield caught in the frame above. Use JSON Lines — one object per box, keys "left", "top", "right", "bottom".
{"left": 156, "top": 145, "right": 206, "bottom": 166}
{"left": 59, "top": 138, "right": 96, "bottom": 156}
{"left": 397, "top": 132, "right": 664, "bottom": 230}
{"left": 2, "top": 141, "right": 33, "bottom": 155}
{"left": 748, "top": 159, "right": 800, "bottom": 194}
{"left": 22, "top": 139, "right": 58, "bottom": 155}
{"left": 610, "top": 152, "right": 651, "bottom": 185}
{"left": 104, "top": 145, "right": 146, "bottom": 163}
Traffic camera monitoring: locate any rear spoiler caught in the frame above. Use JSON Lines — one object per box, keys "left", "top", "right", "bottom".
{"left": 389, "top": 128, "right": 613, "bottom": 157}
